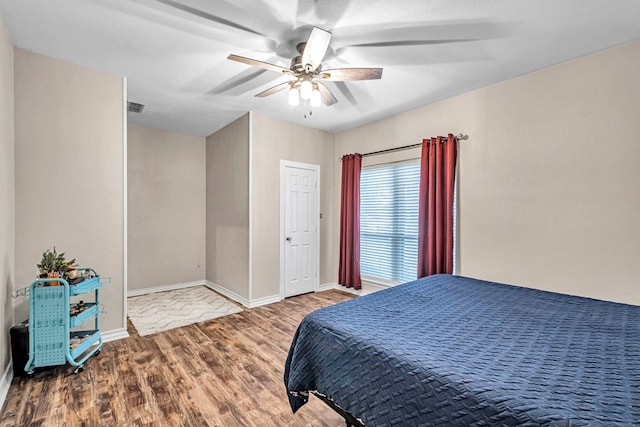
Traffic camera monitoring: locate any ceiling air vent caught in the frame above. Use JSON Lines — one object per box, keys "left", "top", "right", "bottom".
{"left": 127, "top": 101, "right": 145, "bottom": 113}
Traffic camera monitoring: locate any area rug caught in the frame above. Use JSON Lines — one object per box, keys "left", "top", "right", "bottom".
{"left": 127, "top": 286, "right": 243, "bottom": 336}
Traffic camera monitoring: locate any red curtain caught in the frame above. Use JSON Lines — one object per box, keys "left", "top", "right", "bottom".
{"left": 338, "top": 154, "right": 362, "bottom": 289}
{"left": 418, "top": 134, "right": 458, "bottom": 278}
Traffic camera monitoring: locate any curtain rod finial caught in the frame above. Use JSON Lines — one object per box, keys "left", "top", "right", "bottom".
{"left": 455, "top": 133, "right": 469, "bottom": 141}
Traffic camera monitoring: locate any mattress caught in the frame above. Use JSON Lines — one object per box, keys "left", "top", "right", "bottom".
{"left": 284, "top": 274, "right": 640, "bottom": 426}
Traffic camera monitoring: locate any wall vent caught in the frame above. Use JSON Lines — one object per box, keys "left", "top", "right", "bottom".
{"left": 127, "top": 101, "right": 145, "bottom": 113}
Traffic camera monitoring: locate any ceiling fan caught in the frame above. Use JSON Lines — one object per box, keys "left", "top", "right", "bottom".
{"left": 227, "top": 27, "right": 383, "bottom": 108}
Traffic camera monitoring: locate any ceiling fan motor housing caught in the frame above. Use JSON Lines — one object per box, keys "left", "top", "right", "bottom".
{"left": 290, "top": 56, "right": 322, "bottom": 75}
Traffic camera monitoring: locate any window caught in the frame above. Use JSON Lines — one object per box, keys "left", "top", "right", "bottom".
{"left": 360, "top": 161, "right": 420, "bottom": 284}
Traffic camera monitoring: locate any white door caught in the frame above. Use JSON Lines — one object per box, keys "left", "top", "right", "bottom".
{"left": 281, "top": 161, "right": 319, "bottom": 298}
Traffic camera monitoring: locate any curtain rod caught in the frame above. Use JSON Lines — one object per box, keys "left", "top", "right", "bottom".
{"left": 359, "top": 133, "right": 468, "bottom": 158}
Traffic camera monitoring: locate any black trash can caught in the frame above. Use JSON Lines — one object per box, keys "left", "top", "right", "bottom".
{"left": 10, "top": 320, "right": 29, "bottom": 377}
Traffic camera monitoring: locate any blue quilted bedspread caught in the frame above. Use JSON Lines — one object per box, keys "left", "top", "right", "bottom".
{"left": 284, "top": 275, "right": 640, "bottom": 426}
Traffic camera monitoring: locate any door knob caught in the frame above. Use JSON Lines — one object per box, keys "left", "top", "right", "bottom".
{"left": 286, "top": 236, "right": 292, "bottom": 242}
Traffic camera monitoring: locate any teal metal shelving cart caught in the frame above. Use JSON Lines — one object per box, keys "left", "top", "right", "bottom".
{"left": 24, "top": 268, "right": 106, "bottom": 375}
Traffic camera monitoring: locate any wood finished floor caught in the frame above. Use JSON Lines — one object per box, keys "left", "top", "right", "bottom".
{"left": 0, "top": 290, "right": 355, "bottom": 427}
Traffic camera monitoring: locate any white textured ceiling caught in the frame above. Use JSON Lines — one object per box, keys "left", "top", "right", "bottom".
{"left": 1, "top": 0, "right": 639, "bottom": 137}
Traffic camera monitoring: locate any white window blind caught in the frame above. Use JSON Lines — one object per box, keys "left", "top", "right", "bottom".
{"left": 360, "top": 161, "right": 420, "bottom": 284}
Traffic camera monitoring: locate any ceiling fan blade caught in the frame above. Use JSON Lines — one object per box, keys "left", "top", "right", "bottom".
{"left": 332, "top": 20, "right": 509, "bottom": 50}
{"left": 295, "top": 0, "right": 352, "bottom": 30}
{"left": 316, "top": 82, "right": 338, "bottom": 106}
{"left": 321, "top": 68, "right": 383, "bottom": 81}
{"left": 227, "top": 54, "right": 292, "bottom": 75}
{"left": 210, "top": 69, "right": 268, "bottom": 95}
{"left": 301, "top": 27, "right": 332, "bottom": 70}
{"left": 347, "top": 39, "right": 477, "bottom": 48}
{"left": 153, "top": 0, "right": 263, "bottom": 36}
{"left": 336, "top": 44, "right": 490, "bottom": 66}
{"left": 255, "top": 81, "right": 292, "bottom": 98}
{"left": 332, "top": 81, "right": 358, "bottom": 106}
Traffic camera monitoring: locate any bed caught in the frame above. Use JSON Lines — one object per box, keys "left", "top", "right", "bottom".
{"left": 284, "top": 274, "right": 640, "bottom": 426}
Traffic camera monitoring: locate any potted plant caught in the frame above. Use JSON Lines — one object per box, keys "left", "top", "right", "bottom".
{"left": 37, "top": 247, "right": 77, "bottom": 286}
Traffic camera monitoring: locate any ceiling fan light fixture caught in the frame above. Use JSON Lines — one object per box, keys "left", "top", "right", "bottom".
{"left": 288, "top": 86, "right": 300, "bottom": 106}
{"left": 300, "top": 79, "right": 313, "bottom": 100}
{"left": 310, "top": 86, "right": 321, "bottom": 108}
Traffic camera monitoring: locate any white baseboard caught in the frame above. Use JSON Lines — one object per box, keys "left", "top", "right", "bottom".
{"left": 247, "top": 294, "right": 281, "bottom": 308}
{"left": 204, "top": 280, "right": 281, "bottom": 309}
{"left": 360, "top": 281, "right": 388, "bottom": 295}
{"left": 102, "top": 328, "right": 129, "bottom": 342}
{"left": 318, "top": 282, "right": 385, "bottom": 296}
{"left": 318, "top": 282, "right": 339, "bottom": 291}
{"left": 320, "top": 282, "right": 367, "bottom": 295}
{"left": 0, "top": 361, "right": 12, "bottom": 412}
{"left": 127, "top": 280, "right": 206, "bottom": 297}
{"left": 204, "top": 280, "right": 250, "bottom": 307}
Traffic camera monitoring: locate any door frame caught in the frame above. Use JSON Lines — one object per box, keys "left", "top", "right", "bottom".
{"left": 279, "top": 160, "right": 321, "bottom": 299}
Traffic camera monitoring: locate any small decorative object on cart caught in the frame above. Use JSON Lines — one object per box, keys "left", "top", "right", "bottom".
{"left": 69, "top": 301, "right": 87, "bottom": 316}
{"left": 36, "top": 247, "right": 78, "bottom": 286}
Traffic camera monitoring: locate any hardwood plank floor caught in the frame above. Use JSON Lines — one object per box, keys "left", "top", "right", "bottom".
{"left": 0, "top": 289, "right": 355, "bottom": 427}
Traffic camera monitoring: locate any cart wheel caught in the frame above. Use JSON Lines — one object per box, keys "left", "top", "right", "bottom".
{"left": 73, "top": 366, "right": 84, "bottom": 374}
{"left": 26, "top": 371, "right": 34, "bottom": 378}
{"left": 94, "top": 350, "right": 101, "bottom": 357}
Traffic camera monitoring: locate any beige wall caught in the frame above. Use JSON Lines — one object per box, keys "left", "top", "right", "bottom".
{"left": 127, "top": 125, "right": 205, "bottom": 291}
{"left": 251, "top": 112, "right": 335, "bottom": 299}
{"left": 335, "top": 41, "right": 640, "bottom": 305}
{"left": 14, "top": 49, "right": 125, "bottom": 331}
{"left": 205, "top": 114, "right": 250, "bottom": 299}
{"left": 0, "top": 16, "right": 15, "bottom": 378}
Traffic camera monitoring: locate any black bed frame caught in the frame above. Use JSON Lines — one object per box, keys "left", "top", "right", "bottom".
{"left": 311, "top": 391, "right": 365, "bottom": 427}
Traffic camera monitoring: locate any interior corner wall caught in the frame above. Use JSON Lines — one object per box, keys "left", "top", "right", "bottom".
{"left": 127, "top": 125, "right": 206, "bottom": 292}
{"left": 250, "top": 112, "right": 336, "bottom": 300}
{"left": 335, "top": 40, "right": 640, "bottom": 305}
{"left": 205, "top": 114, "right": 250, "bottom": 300}
{"left": 14, "top": 49, "right": 125, "bottom": 332}
{"left": 0, "top": 15, "right": 15, "bottom": 379}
